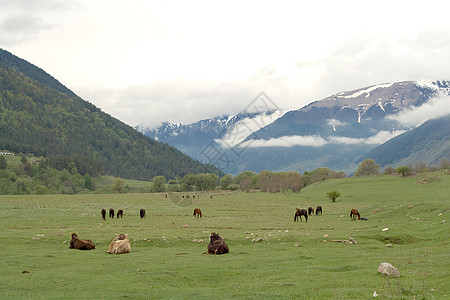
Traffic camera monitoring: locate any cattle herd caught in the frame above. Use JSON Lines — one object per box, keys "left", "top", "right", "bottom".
{"left": 70, "top": 201, "right": 362, "bottom": 255}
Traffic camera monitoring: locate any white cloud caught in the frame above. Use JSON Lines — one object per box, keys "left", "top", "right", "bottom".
{"left": 240, "top": 130, "right": 406, "bottom": 148}
{"left": 387, "top": 95, "right": 450, "bottom": 127}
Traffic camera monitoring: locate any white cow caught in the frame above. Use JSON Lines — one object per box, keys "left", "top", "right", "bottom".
{"left": 106, "top": 234, "right": 131, "bottom": 254}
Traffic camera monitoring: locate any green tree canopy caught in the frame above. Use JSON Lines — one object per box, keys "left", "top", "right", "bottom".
{"left": 354, "top": 159, "right": 381, "bottom": 176}
{"left": 152, "top": 176, "right": 167, "bottom": 192}
{"left": 326, "top": 190, "right": 341, "bottom": 202}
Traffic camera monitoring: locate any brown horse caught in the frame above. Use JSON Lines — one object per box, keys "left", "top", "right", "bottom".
{"left": 294, "top": 208, "right": 308, "bottom": 222}
{"left": 101, "top": 208, "right": 106, "bottom": 220}
{"left": 193, "top": 208, "right": 202, "bottom": 218}
{"left": 140, "top": 208, "right": 146, "bottom": 218}
{"left": 307, "top": 207, "right": 314, "bottom": 216}
{"left": 109, "top": 208, "right": 114, "bottom": 218}
{"left": 315, "top": 206, "right": 322, "bottom": 215}
{"left": 117, "top": 209, "right": 123, "bottom": 218}
{"left": 206, "top": 232, "right": 229, "bottom": 255}
{"left": 350, "top": 208, "right": 360, "bottom": 220}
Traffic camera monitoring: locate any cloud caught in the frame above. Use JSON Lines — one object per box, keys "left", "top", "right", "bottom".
{"left": 0, "top": 14, "right": 52, "bottom": 45}
{"left": 240, "top": 130, "right": 406, "bottom": 148}
{"left": 387, "top": 95, "right": 450, "bottom": 127}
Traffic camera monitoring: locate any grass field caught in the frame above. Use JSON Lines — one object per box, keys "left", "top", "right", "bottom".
{"left": 0, "top": 173, "right": 449, "bottom": 299}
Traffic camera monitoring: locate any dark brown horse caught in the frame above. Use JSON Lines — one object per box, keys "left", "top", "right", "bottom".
{"left": 109, "top": 208, "right": 114, "bottom": 218}
{"left": 294, "top": 208, "right": 308, "bottom": 222}
{"left": 307, "top": 207, "right": 314, "bottom": 216}
{"left": 193, "top": 208, "right": 202, "bottom": 218}
{"left": 350, "top": 208, "right": 360, "bottom": 220}
{"left": 117, "top": 209, "right": 123, "bottom": 218}
{"left": 315, "top": 206, "right": 322, "bottom": 215}
{"left": 101, "top": 209, "right": 106, "bottom": 220}
{"left": 140, "top": 208, "right": 146, "bottom": 218}
{"left": 206, "top": 232, "right": 229, "bottom": 254}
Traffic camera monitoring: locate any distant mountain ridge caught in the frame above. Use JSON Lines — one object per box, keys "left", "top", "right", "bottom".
{"left": 139, "top": 80, "right": 450, "bottom": 175}
{"left": 0, "top": 48, "right": 221, "bottom": 180}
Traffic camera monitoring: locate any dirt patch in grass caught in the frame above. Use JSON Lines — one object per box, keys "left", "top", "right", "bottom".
{"left": 373, "top": 234, "right": 419, "bottom": 245}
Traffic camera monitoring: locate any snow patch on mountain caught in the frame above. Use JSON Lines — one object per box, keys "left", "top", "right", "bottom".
{"left": 216, "top": 110, "right": 286, "bottom": 148}
{"left": 340, "top": 82, "right": 395, "bottom": 99}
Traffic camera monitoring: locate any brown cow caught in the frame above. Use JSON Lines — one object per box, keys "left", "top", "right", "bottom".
{"left": 117, "top": 209, "right": 123, "bottom": 218}
{"left": 350, "top": 208, "right": 361, "bottom": 220}
{"left": 69, "top": 233, "right": 95, "bottom": 250}
{"left": 206, "top": 232, "right": 229, "bottom": 255}
{"left": 294, "top": 208, "right": 308, "bottom": 222}
{"left": 307, "top": 207, "right": 314, "bottom": 216}
{"left": 106, "top": 234, "right": 131, "bottom": 254}
{"left": 193, "top": 208, "right": 202, "bottom": 218}
{"left": 101, "top": 209, "right": 106, "bottom": 220}
{"left": 315, "top": 206, "right": 323, "bottom": 215}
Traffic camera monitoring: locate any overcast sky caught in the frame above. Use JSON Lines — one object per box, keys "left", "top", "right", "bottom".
{"left": 1, "top": 0, "right": 450, "bottom": 128}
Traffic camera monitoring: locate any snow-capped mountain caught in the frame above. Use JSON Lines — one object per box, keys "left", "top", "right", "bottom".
{"left": 138, "top": 80, "right": 450, "bottom": 174}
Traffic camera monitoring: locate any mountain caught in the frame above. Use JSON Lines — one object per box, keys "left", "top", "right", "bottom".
{"left": 0, "top": 48, "right": 221, "bottom": 180}
{"left": 139, "top": 81, "right": 450, "bottom": 175}
{"left": 361, "top": 115, "right": 450, "bottom": 167}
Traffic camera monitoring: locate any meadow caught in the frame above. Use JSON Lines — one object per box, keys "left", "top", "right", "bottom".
{"left": 0, "top": 173, "right": 448, "bottom": 299}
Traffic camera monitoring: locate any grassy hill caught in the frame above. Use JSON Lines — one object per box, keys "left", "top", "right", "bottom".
{"left": 0, "top": 48, "right": 221, "bottom": 180}
{"left": 0, "top": 173, "right": 448, "bottom": 298}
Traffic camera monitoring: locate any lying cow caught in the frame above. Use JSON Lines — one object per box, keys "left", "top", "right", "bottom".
{"left": 205, "top": 232, "right": 229, "bottom": 255}
{"left": 69, "top": 233, "right": 95, "bottom": 250}
{"left": 106, "top": 234, "right": 131, "bottom": 254}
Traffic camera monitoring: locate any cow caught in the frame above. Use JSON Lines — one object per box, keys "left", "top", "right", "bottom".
{"left": 307, "top": 207, "right": 314, "bottom": 216}
{"left": 101, "top": 208, "right": 106, "bottom": 220}
{"left": 140, "top": 208, "right": 146, "bottom": 218}
{"left": 69, "top": 233, "right": 95, "bottom": 250}
{"left": 350, "top": 208, "right": 361, "bottom": 221}
{"left": 109, "top": 208, "right": 115, "bottom": 218}
{"left": 193, "top": 208, "right": 202, "bottom": 218}
{"left": 315, "top": 206, "right": 323, "bottom": 215}
{"left": 117, "top": 209, "right": 123, "bottom": 218}
{"left": 294, "top": 208, "right": 308, "bottom": 222}
{"left": 205, "top": 232, "right": 229, "bottom": 255}
{"left": 106, "top": 234, "right": 131, "bottom": 254}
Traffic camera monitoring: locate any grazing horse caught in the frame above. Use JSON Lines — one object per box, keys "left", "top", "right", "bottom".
{"left": 307, "top": 207, "right": 314, "bottom": 216}
{"left": 206, "top": 232, "right": 229, "bottom": 255}
{"left": 117, "top": 209, "right": 123, "bottom": 218}
{"left": 101, "top": 209, "right": 106, "bottom": 220}
{"left": 350, "top": 208, "right": 360, "bottom": 220}
{"left": 315, "top": 206, "right": 322, "bottom": 215}
{"left": 294, "top": 208, "right": 308, "bottom": 222}
{"left": 140, "top": 208, "right": 146, "bottom": 218}
{"left": 109, "top": 208, "right": 115, "bottom": 218}
{"left": 69, "top": 233, "right": 95, "bottom": 250}
{"left": 193, "top": 208, "right": 202, "bottom": 218}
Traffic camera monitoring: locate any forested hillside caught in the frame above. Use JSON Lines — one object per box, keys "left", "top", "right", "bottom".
{"left": 0, "top": 49, "right": 221, "bottom": 180}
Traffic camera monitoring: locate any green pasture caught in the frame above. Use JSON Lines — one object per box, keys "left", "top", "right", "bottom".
{"left": 0, "top": 173, "right": 449, "bottom": 299}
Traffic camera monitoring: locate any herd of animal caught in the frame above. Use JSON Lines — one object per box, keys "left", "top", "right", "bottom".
{"left": 71, "top": 203, "right": 362, "bottom": 255}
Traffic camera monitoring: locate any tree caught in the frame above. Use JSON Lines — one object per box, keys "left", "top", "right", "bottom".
{"left": 152, "top": 176, "right": 167, "bottom": 192}
{"left": 326, "top": 190, "right": 341, "bottom": 202}
{"left": 397, "top": 166, "right": 410, "bottom": 177}
{"left": 219, "top": 174, "right": 233, "bottom": 190}
{"left": 111, "top": 178, "right": 125, "bottom": 193}
{"left": 354, "top": 159, "right": 381, "bottom": 176}
{"left": 0, "top": 156, "right": 6, "bottom": 170}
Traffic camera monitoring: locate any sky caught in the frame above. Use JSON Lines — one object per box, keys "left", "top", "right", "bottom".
{"left": 1, "top": 0, "right": 450, "bottom": 128}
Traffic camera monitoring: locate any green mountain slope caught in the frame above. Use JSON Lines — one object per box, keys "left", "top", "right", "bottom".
{"left": 0, "top": 48, "right": 221, "bottom": 180}
{"left": 361, "top": 115, "right": 450, "bottom": 167}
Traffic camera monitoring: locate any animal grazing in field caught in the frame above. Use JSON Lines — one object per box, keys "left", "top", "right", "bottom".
{"left": 117, "top": 209, "right": 123, "bottom": 218}
{"left": 69, "top": 233, "right": 95, "bottom": 250}
{"left": 106, "top": 234, "right": 131, "bottom": 254}
{"left": 350, "top": 208, "right": 360, "bottom": 220}
{"left": 193, "top": 208, "right": 202, "bottom": 218}
{"left": 205, "top": 232, "right": 229, "bottom": 255}
{"left": 294, "top": 208, "right": 308, "bottom": 222}
{"left": 315, "top": 206, "right": 322, "bottom": 215}
{"left": 140, "top": 208, "right": 146, "bottom": 218}
{"left": 101, "top": 209, "right": 106, "bottom": 220}
{"left": 109, "top": 208, "right": 114, "bottom": 218}
{"left": 308, "top": 207, "right": 314, "bottom": 216}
